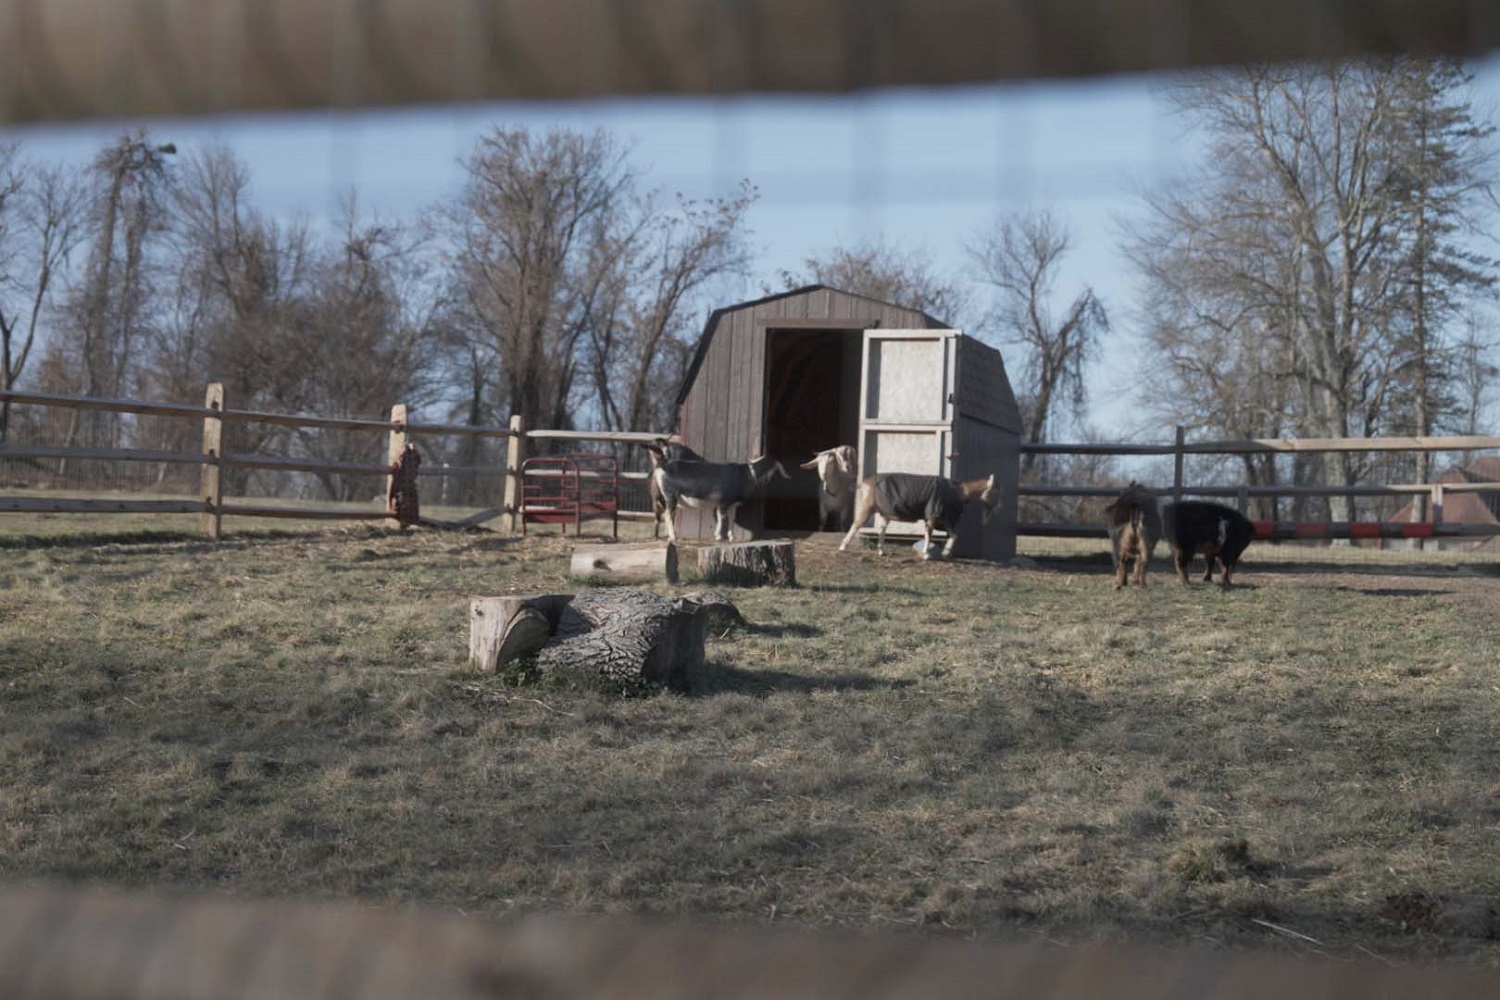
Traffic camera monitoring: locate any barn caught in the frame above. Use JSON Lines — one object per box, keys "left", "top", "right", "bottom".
{"left": 673, "top": 285, "right": 1023, "bottom": 559}
{"left": 1387, "top": 457, "right": 1500, "bottom": 551}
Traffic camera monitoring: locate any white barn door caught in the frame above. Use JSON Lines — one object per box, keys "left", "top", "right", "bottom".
{"left": 856, "top": 330, "right": 960, "bottom": 538}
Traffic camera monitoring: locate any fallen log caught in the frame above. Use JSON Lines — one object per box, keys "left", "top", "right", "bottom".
{"left": 569, "top": 542, "right": 679, "bottom": 583}
{"left": 697, "top": 540, "right": 796, "bottom": 587}
{"left": 469, "top": 588, "right": 743, "bottom": 692}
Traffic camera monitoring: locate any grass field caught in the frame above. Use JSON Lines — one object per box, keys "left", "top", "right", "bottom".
{"left": 3, "top": 512, "right": 1500, "bottom": 965}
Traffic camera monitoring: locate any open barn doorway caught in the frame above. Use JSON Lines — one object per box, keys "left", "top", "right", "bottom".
{"left": 760, "top": 327, "right": 863, "bottom": 531}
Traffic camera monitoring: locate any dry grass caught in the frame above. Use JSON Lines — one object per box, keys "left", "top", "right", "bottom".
{"left": 3, "top": 514, "right": 1500, "bottom": 964}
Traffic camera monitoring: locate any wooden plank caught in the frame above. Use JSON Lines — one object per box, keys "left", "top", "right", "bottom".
{"left": 0, "top": 389, "right": 211, "bottom": 419}
{"left": 386, "top": 403, "right": 409, "bottom": 529}
{"left": 416, "top": 465, "right": 503, "bottom": 476}
{"left": 510, "top": 468, "right": 648, "bottom": 481}
{"left": 1027, "top": 435, "right": 1500, "bottom": 456}
{"left": 1019, "top": 484, "right": 1454, "bottom": 498}
{"left": 0, "top": 444, "right": 209, "bottom": 465}
{"left": 725, "top": 319, "right": 743, "bottom": 467}
{"left": 1017, "top": 521, "right": 1500, "bottom": 540}
{"left": 525, "top": 429, "right": 668, "bottom": 443}
{"left": 200, "top": 383, "right": 224, "bottom": 539}
{"left": 215, "top": 504, "right": 391, "bottom": 520}
{"left": 1190, "top": 435, "right": 1500, "bottom": 454}
{"left": 750, "top": 316, "right": 768, "bottom": 456}
{"left": 503, "top": 415, "right": 526, "bottom": 534}
{"left": 221, "top": 408, "right": 397, "bottom": 432}
{"left": 0, "top": 497, "right": 207, "bottom": 514}
{"left": 404, "top": 420, "right": 512, "bottom": 438}
{"left": 222, "top": 453, "right": 390, "bottom": 476}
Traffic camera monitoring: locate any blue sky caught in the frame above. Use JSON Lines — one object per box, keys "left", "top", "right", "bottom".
{"left": 8, "top": 55, "right": 1500, "bottom": 443}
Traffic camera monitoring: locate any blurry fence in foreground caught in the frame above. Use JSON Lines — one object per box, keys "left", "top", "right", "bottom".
{"left": 2, "top": 881, "right": 1496, "bottom": 1000}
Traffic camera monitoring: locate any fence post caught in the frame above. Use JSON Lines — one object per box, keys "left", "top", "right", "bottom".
{"left": 503, "top": 414, "right": 527, "bottom": 535}
{"left": 386, "top": 403, "right": 408, "bottom": 528}
{"left": 199, "top": 382, "right": 224, "bottom": 540}
{"left": 1236, "top": 482, "right": 1249, "bottom": 517}
{"left": 1409, "top": 484, "right": 1427, "bottom": 551}
{"left": 1429, "top": 484, "right": 1445, "bottom": 553}
{"left": 1172, "top": 426, "right": 1185, "bottom": 505}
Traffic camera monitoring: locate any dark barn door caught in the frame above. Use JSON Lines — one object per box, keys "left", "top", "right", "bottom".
{"left": 760, "top": 328, "right": 861, "bottom": 531}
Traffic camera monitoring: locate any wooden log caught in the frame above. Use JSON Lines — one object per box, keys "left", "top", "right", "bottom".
{"left": 469, "top": 594, "right": 574, "bottom": 673}
{"left": 469, "top": 589, "right": 743, "bottom": 692}
{"left": 697, "top": 540, "right": 797, "bottom": 587}
{"left": 570, "top": 542, "right": 679, "bottom": 584}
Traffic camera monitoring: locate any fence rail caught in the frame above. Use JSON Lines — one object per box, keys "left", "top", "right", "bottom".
{"left": 1024, "top": 434, "right": 1500, "bottom": 456}
{"left": 0, "top": 386, "right": 668, "bottom": 537}
{"left": 1019, "top": 425, "right": 1499, "bottom": 546}
{"left": 1020, "top": 521, "right": 1500, "bottom": 541}
{"left": 3, "top": 390, "right": 1497, "bottom": 545}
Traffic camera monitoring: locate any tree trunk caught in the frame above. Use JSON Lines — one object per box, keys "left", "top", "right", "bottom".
{"left": 470, "top": 589, "right": 742, "bottom": 693}
{"left": 570, "top": 542, "right": 678, "bottom": 583}
{"left": 697, "top": 540, "right": 797, "bottom": 587}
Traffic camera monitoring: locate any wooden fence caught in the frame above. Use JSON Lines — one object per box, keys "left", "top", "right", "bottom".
{"left": 1019, "top": 427, "right": 1500, "bottom": 545}
{"left": 4, "top": 389, "right": 1499, "bottom": 545}
{"left": 0, "top": 385, "right": 667, "bottom": 539}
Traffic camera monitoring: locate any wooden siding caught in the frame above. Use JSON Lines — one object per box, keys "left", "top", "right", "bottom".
{"left": 954, "top": 414, "right": 1019, "bottom": 560}
{"left": 954, "top": 336, "right": 1024, "bottom": 434}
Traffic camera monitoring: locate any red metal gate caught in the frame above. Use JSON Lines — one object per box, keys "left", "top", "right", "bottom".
{"left": 520, "top": 454, "right": 620, "bottom": 537}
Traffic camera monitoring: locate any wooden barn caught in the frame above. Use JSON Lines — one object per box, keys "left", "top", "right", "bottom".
{"left": 673, "top": 285, "right": 1023, "bottom": 559}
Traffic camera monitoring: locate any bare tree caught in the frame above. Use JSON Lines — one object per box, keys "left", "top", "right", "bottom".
{"left": 0, "top": 148, "right": 87, "bottom": 442}
{"left": 446, "top": 127, "right": 634, "bottom": 434}
{"left": 1454, "top": 311, "right": 1499, "bottom": 467}
{"left": 1132, "top": 61, "right": 1496, "bottom": 520}
{"left": 28, "top": 131, "right": 176, "bottom": 473}
{"left": 970, "top": 210, "right": 1107, "bottom": 478}
{"left": 586, "top": 183, "right": 755, "bottom": 434}
{"left": 297, "top": 199, "right": 446, "bottom": 499}
{"left": 777, "top": 238, "right": 968, "bottom": 325}
{"left": 162, "top": 144, "right": 317, "bottom": 490}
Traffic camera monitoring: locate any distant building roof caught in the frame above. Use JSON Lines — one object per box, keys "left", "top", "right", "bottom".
{"left": 1389, "top": 457, "right": 1500, "bottom": 533}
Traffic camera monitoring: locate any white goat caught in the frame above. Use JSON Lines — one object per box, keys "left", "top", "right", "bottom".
{"left": 800, "top": 445, "right": 858, "bottom": 531}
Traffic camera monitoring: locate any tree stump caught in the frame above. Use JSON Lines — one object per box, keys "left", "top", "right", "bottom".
{"left": 569, "top": 542, "right": 679, "bottom": 583}
{"left": 469, "top": 589, "right": 743, "bottom": 693}
{"left": 697, "top": 540, "right": 797, "bottom": 587}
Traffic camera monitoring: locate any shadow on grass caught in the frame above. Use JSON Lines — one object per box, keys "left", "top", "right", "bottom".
{"left": 800, "top": 583, "right": 923, "bottom": 596}
{"left": 708, "top": 665, "right": 915, "bottom": 697}
{"left": 0, "top": 528, "right": 320, "bottom": 551}
{"left": 743, "top": 622, "right": 823, "bottom": 639}
{"left": 1026, "top": 551, "right": 1498, "bottom": 581}
{"left": 1330, "top": 585, "right": 1455, "bottom": 598}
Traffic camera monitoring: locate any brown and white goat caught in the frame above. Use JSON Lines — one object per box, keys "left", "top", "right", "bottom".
{"left": 799, "top": 445, "right": 858, "bottom": 531}
{"left": 1103, "top": 481, "right": 1162, "bottom": 589}
{"left": 838, "top": 472, "right": 1002, "bottom": 560}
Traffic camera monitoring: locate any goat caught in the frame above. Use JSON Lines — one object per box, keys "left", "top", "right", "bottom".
{"left": 644, "top": 444, "right": 790, "bottom": 543}
{"left": 644, "top": 438, "right": 705, "bottom": 538}
{"left": 1161, "top": 499, "right": 1255, "bottom": 588}
{"left": 838, "top": 472, "right": 1002, "bottom": 560}
{"left": 1102, "top": 481, "right": 1162, "bottom": 589}
{"left": 799, "top": 445, "right": 858, "bottom": 531}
